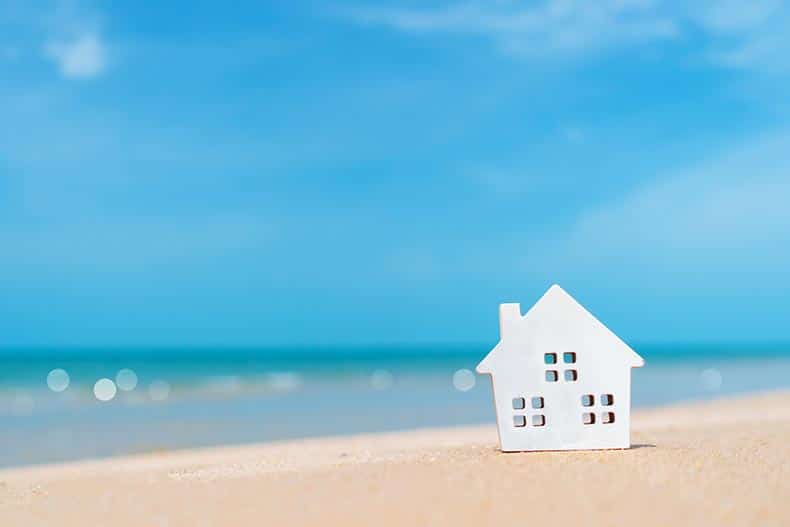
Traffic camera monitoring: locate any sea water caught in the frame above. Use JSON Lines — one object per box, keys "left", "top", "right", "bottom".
{"left": 1, "top": 344, "right": 789, "bottom": 467}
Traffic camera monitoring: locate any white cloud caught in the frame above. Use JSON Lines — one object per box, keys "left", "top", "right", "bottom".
{"left": 690, "top": 0, "right": 790, "bottom": 73}
{"left": 342, "top": 0, "right": 790, "bottom": 72}
{"left": 712, "top": 33, "right": 790, "bottom": 73}
{"left": 542, "top": 132, "right": 790, "bottom": 277}
{"left": 345, "top": 0, "right": 678, "bottom": 58}
{"left": 45, "top": 32, "right": 107, "bottom": 79}
{"left": 692, "top": 0, "right": 780, "bottom": 32}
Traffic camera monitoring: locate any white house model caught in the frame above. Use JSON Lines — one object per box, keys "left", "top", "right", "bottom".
{"left": 476, "top": 284, "right": 644, "bottom": 452}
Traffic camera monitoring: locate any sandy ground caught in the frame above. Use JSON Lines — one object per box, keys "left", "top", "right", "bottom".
{"left": 1, "top": 391, "right": 789, "bottom": 527}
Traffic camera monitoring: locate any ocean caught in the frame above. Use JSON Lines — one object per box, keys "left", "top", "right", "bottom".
{"left": 1, "top": 344, "right": 789, "bottom": 468}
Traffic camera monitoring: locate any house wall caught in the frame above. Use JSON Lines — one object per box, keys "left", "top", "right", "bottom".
{"left": 485, "top": 316, "right": 634, "bottom": 451}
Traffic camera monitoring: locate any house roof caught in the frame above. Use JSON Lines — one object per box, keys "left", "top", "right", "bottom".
{"left": 476, "top": 284, "right": 645, "bottom": 374}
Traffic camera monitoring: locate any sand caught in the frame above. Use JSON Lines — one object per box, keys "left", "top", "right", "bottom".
{"left": 1, "top": 391, "right": 789, "bottom": 526}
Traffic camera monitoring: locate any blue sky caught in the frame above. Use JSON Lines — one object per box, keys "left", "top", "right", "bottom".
{"left": 2, "top": 0, "right": 790, "bottom": 347}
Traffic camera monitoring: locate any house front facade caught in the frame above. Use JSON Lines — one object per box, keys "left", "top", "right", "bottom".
{"left": 476, "top": 285, "right": 644, "bottom": 452}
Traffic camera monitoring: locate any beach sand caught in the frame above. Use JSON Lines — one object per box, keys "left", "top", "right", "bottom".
{"left": 1, "top": 391, "right": 789, "bottom": 526}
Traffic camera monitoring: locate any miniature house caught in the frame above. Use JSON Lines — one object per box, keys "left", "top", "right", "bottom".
{"left": 476, "top": 284, "right": 644, "bottom": 452}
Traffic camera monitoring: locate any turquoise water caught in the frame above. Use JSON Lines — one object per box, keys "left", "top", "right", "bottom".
{"left": 1, "top": 344, "right": 789, "bottom": 467}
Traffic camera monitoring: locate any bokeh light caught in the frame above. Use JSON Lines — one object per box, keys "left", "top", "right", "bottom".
{"left": 452, "top": 369, "right": 476, "bottom": 392}
{"left": 94, "top": 378, "right": 117, "bottom": 402}
{"left": 116, "top": 369, "right": 138, "bottom": 391}
{"left": 46, "top": 369, "right": 70, "bottom": 392}
{"left": 266, "top": 373, "right": 302, "bottom": 393}
{"left": 149, "top": 380, "right": 171, "bottom": 401}
{"left": 370, "top": 369, "right": 394, "bottom": 390}
{"left": 700, "top": 368, "right": 723, "bottom": 391}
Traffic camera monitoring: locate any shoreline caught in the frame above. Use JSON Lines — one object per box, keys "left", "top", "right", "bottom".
{"left": 2, "top": 390, "right": 790, "bottom": 525}
{"left": 5, "top": 353, "right": 790, "bottom": 468}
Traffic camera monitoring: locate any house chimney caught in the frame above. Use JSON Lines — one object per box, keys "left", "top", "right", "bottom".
{"left": 499, "top": 303, "right": 522, "bottom": 338}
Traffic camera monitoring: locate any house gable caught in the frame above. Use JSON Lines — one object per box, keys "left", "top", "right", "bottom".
{"left": 476, "top": 284, "right": 644, "bottom": 375}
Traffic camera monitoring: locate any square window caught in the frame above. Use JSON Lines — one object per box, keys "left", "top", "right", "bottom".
{"left": 601, "top": 394, "right": 614, "bottom": 406}
{"left": 582, "top": 412, "right": 595, "bottom": 425}
{"left": 564, "top": 369, "right": 578, "bottom": 382}
{"left": 601, "top": 412, "right": 615, "bottom": 424}
{"left": 513, "top": 415, "right": 526, "bottom": 427}
{"left": 545, "top": 370, "right": 558, "bottom": 382}
{"left": 532, "top": 415, "right": 545, "bottom": 427}
{"left": 544, "top": 353, "right": 557, "bottom": 365}
{"left": 512, "top": 397, "right": 525, "bottom": 410}
{"left": 531, "top": 396, "right": 544, "bottom": 409}
{"left": 563, "top": 352, "right": 576, "bottom": 364}
{"left": 581, "top": 394, "right": 594, "bottom": 407}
